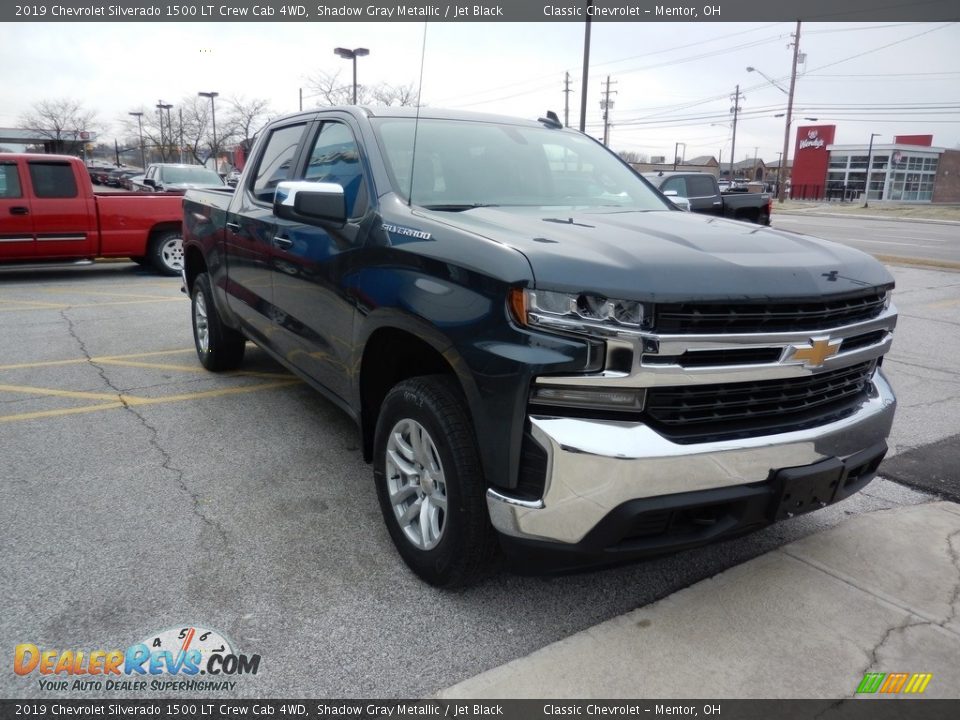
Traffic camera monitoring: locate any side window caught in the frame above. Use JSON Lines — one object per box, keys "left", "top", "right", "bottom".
{"left": 0, "top": 163, "right": 22, "bottom": 198}
{"left": 660, "top": 177, "right": 686, "bottom": 196}
{"left": 686, "top": 175, "right": 717, "bottom": 197}
{"left": 252, "top": 123, "right": 307, "bottom": 203}
{"left": 28, "top": 162, "right": 77, "bottom": 198}
{"left": 304, "top": 122, "right": 368, "bottom": 218}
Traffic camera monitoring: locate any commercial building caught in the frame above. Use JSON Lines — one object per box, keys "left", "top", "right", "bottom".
{"left": 789, "top": 125, "right": 960, "bottom": 203}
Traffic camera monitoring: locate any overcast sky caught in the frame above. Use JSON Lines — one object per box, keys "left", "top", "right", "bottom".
{"left": 1, "top": 20, "right": 957, "bottom": 165}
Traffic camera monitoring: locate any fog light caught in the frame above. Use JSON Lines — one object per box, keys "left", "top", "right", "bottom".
{"left": 532, "top": 385, "right": 645, "bottom": 410}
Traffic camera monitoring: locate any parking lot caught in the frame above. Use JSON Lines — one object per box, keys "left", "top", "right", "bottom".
{"left": 1, "top": 259, "right": 958, "bottom": 699}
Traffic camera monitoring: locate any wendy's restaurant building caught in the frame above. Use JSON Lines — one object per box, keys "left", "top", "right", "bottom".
{"left": 788, "top": 125, "right": 960, "bottom": 204}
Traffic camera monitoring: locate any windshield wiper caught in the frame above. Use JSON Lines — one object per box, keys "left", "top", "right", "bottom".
{"left": 421, "top": 203, "right": 499, "bottom": 212}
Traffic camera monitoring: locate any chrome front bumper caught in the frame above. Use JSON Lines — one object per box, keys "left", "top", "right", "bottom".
{"left": 486, "top": 368, "right": 896, "bottom": 545}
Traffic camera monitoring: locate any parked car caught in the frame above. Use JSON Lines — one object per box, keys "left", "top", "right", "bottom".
{"left": 122, "top": 173, "right": 145, "bottom": 191}
{"left": 644, "top": 171, "right": 772, "bottom": 225}
{"left": 106, "top": 167, "right": 143, "bottom": 188}
{"left": 182, "top": 107, "right": 897, "bottom": 587}
{"left": 0, "top": 153, "right": 185, "bottom": 275}
{"left": 135, "top": 163, "right": 226, "bottom": 193}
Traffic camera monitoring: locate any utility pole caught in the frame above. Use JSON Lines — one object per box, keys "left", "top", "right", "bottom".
{"left": 579, "top": 1, "right": 593, "bottom": 133}
{"left": 729, "top": 85, "right": 744, "bottom": 182}
{"left": 863, "top": 133, "right": 880, "bottom": 208}
{"left": 778, "top": 20, "right": 802, "bottom": 203}
{"left": 601, "top": 76, "right": 617, "bottom": 146}
{"left": 563, "top": 72, "right": 572, "bottom": 128}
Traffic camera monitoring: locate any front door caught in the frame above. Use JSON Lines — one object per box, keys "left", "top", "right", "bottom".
{"left": 269, "top": 117, "right": 373, "bottom": 404}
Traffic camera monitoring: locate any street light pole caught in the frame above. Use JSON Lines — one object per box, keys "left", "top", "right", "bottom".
{"left": 673, "top": 142, "right": 686, "bottom": 171}
{"left": 199, "top": 91, "right": 219, "bottom": 171}
{"left": 863, "top": 133, "right": 880, "bottom": 208}
{"left": 156, "top": 101, "right": 173, "bottom": 161}
{"left": 129, "top": 112, "right": 145, "bottom": 169}
{"left": 333, "top": 47, "right": 370, "bottom": 104}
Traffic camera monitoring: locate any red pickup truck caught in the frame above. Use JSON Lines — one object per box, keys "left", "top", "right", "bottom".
{"left": 0, "top": 153, "right": 185, "bottom": 275}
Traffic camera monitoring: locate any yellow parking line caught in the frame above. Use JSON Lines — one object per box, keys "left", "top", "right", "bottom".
{"left": 0, "top": 383, "right": 123, "bottom": 401}
{"left": 0, "top": 379, "right": 302, "bottom": 424}
{"left": 0, "top": 298, "right": 71, "bottom": 309}
{"left": 0, "top": 298, "right": 183, "bottom": 312}
{"left": 0, "top": 402, "right": 127, "bottom": 423}
{"left": 41, "top": 289, "right": 180, "bottom": 300}
{"left": 0, "top": 349, "right": 194, "bottom": 372}
{"left": 926, "top": 297, "right": 960, "bottom": 309}
{"left": 98, "top": 360, "right": 210, "bottom": 373}
{"left": 123, "top": 380, "right": 301, "bottom": 407}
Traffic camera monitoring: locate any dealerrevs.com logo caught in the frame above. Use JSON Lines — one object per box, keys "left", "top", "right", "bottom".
{"left": 14, "top": 625, "right": 260, "bottom": 692}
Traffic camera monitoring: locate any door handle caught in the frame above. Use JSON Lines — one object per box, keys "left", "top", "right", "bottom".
{"left": 273, "top": 235, "right": 293, "bottom": 249}
{"left": 9, "top": 206, "right": 29, "bottom": 215}
{"left": 225, "top": 222, "right": 241, "bottom": 232}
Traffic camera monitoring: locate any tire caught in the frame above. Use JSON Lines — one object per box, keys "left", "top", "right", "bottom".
{"left": 373, "top": 375, "right": 498, "bottom": 588}
{"left": 149, "top": 230, "right": 184, "bottom": 276}
{"left": 191, "top": 273, "right": 246, "bottom": 371}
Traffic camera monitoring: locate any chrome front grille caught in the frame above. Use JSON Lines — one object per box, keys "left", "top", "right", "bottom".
{"left": 644, "top": 361, "right": 877, "bottom": 442}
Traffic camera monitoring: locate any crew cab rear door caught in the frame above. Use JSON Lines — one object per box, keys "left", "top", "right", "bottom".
{"left": 661, "top": 174, "right": 723, "bottom": 215}
{"left": 0, "top": 159, "right": 34, "bottom": 259}
{"left": 224, "top": 119, "right": 311, "bottom": 342}
{"left": 22, "top": 158, "right": 97, "bottom": 258}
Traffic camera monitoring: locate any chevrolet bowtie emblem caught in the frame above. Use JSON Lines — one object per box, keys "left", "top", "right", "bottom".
{"left": 789, "top": 338, "right": 842, "bottom": 368}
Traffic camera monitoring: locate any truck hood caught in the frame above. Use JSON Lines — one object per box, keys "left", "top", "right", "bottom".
{"left": 425, "top": 206, "right": 893, "bottom": 302}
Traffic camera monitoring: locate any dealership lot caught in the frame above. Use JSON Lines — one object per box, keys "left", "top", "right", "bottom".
{"left": 1, "top": 260, "right": 958, "bottom": 698}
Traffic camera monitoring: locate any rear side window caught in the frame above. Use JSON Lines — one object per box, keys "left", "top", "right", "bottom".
{"left": 28, "top": 162, "right": 78, "bottom": 198}
{"left": 0, "top": 163, "right": 22, "bottom": 198}
{"left": 251, "top": 123, "right": 307, "bottom": 203}
{"left": 686, "top": 175, "right": 717, "bottom": 197}
{"left": 660, "top": 177, "right": 686, "bottom": 197}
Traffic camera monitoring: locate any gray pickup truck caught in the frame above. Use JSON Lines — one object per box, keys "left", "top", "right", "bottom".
{"left": 182, "top": 107, "right": 896, "bottom": 587}
{"left": 644, "top": 171, "right": 773, "bottom": 225}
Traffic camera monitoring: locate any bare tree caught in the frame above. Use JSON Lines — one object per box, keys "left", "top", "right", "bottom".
{"left": 371, "top": 83, "right": 421, "bottom": 107}
{"left": 226, "top": 96, "right": 273, "bottom": 145}
{"left": 304, "top": 71, "right": 420, "bottom": 108}
{"left": 19, "top": 99, "right": 98, "bottom": 154}
{"left": 618, "top": 150, "right": 649, "bottom": 164}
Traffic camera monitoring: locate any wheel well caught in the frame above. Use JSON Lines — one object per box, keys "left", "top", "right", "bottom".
{"left": 148, "top": 221, "right": 182, "bottom": 242}
{"left": 183, "top": 245, "right": 207, "bottom": 293}
{"left": 359, "top": 328, "right": 457, "bottom": 462}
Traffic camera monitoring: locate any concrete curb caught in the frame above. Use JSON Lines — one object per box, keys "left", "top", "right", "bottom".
{"left": 774, "top": 208, "right": 960, "bottom": 227}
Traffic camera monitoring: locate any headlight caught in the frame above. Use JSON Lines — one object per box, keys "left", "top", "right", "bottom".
{"left": 509, "top": 288, "right": 651, "bottom": 335}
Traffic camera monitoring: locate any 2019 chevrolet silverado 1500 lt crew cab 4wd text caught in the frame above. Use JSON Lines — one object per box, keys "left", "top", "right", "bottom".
{"left": 182, "top": 108, "right": 897, "bottom": 587}
{"left": 0, "top": 153, "right": 185, "bottom": 275}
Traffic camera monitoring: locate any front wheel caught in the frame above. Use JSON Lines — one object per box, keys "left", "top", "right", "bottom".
{"left": 149, "top": 230, "right": 184, "bottom": 276}
{"left": 191, "top": 273, "right": 246, "bottom": 371}
{"left": 373, "top": 375, "right": 498, "bottom": 588}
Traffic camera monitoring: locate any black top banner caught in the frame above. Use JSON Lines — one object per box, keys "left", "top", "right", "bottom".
{"left": 4, "top": 0, "right": 960, "bottom": 23}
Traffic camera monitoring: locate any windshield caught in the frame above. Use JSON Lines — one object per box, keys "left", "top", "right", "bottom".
{"left": 162, "top": 166, "right": 223, "bottom": 185}
{"left": 371, "top": 117, "right": 669, "bottom": 211}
